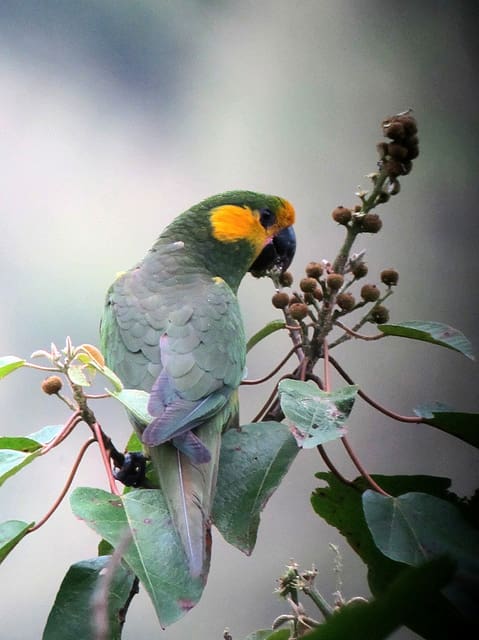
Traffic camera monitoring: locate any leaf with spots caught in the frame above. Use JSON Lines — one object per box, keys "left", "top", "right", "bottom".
{"left": 379, "top": 321, "right": 474, "bottom": 360}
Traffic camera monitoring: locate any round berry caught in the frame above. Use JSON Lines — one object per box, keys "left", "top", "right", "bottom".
{"left": 289, "top": 303, "right": 309, "bottom": 321}
{"left": 360, "top": 284, "right": 380, "bottom": 302}
{"left": 299, "top": 277, "right": 318, "bottom": 293}
{"left": 279, "top": 271, "right": 293, "bottom": 287}
{"left": 326, "top": 273, "right": 344, "bottom": 291}
{"left": 358, "top": 213, "right": 382, "bottom": 234}
{"left": 336, "top": 292, "right": 356, "bottom": 311}
{"left": 370, "top": 305, "right": 390, "bottom": 324}
{"left": 380, "top": 268, "right": 399, "bottom": 286}
{"left": 305, "top": 261, "right": 323, "bottom": 279}
{"left": 272, "top": 292, "right": 290, "bottom": 309}
{"left": 41, "top": 376, "right": 63, "bottom": 395}
{"left": 332, "top": 206, "right": 352, "bottom": 225}
{"left": 351, "top": 261, "right": 368, "bottom": 279}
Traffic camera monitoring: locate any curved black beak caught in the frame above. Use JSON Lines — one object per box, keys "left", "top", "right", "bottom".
{"left": 249, "top": 225, "right": 296, "bottom": 278}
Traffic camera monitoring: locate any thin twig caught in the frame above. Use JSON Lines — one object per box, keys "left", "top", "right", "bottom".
{"left": 40, "top": 411, "right": 82, "bottom": 455}
{"left": 242, "top": 345, "right": 300, "bottom": 385}
{"left": 28, "top": 438, "right": 96, "bottom": 533}
{"left": 341, "top": 436, "right": 391, "bottom": 496}
{"left": 334, "top": 320, "right": 385, "bottom": 341}
{"left": 328, "top": 356, "right": 422, "bottom": 423}
{"left": 91, "top": 422, "right": 120, "bottom": 495}
{"left": 317, "top": 445, "right": 355, "bottom": 488}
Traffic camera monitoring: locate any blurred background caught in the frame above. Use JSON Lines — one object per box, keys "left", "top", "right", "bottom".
{"left": 1, "top": 1, "right": 478, "bottom": 638}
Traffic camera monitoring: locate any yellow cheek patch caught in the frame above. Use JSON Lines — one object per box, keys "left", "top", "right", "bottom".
{"left": 210, "top": 205, "right": 265, "bottom": 248}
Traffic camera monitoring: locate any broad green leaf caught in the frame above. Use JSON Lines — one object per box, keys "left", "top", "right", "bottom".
{"left": 363, "top": 490, "right": 479, "bottom": 624}
{"left": 0, "top": 520, "right": 33, "bottom": 563}
{"left": 213, "top": 422, "right": 298, "bottom": 554}
{"left": 278, "top": 380, "right": 357, "bottom": 448}
{"left": 305, "top": 557, "right": 457, "bottom": 640}
{"left": 0, "top": 356, "right": 25, "bottom": 379}
{"left": 414, "top": 403, "right": 479, "bottom": 448}
{"left": 362, "top": 490, "right": 479, "bottom": 567}
{"left": 379, "top": 321, "right": 474, "bottom": 360}
{"left": 246, "top": 319, "right": 286, "bottom": 352}
{"left": 70, "top": 487, "right": 206, "bottom": 627}
{"left": 243, "top": 630, "right": 290, "bottom": 640}
{"left": 0, "top": 424, "right": 63, "bottom": 486}
{"left": 312, "top": 473, "right": 468, "bottom": 638}
{"left": 109, "top": 389, "right": 152, "bottom": 426}
{"left": 43, "top": 556, "right": 136, "bottom": 640}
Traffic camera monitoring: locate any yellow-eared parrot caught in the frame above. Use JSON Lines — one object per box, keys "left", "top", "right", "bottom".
{"left": 100, "top": 190, "right": 295, "bottom": 578}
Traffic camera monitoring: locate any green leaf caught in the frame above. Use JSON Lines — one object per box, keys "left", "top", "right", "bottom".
{"left": 243, "top": 630, "right": 290, "bottom": 640}
{"left": 70, "top": 487, "right": 206, "bottom": 627}
{"left": 0, "top": 520, "right": 33, "bottom": 563}
{"left": 304, "top": 557, "right": 457, "bottom": 640}
{"left": 311, "top": 473, "right": 469, "bottom": 638}
{"left": 43, "top": 556, "right": 136, "bottom": 640}
{"left": 0, "top": 424, "right": 63, "bottom": 486}
{"left": 379, "top": 321, "right": 475, "bottom": 360}
{"left": 278, "top": 380, "right": 357, "bottom": 448}
{"left": 362, "top": 490, "right": 479, "bottom": 566}
{"left": 68, "top": 364, "right": 92, "bottom": 387}
{"left": 414, "top": 403, "right": 479, "bottom": 448}
{"left": 363, "top": 490, "right": 479, "bottom": 625}
{"left": 109, "top": 389, "right": 152, "bottom": 426}
{"left": 0, "top": 356, "right": 26, "bottom": 379}
{"left": 246, "top": 320, "right": 285, "bottom": 352}
{"left": 213, "top": 422, "right": 298, "bottom": 554}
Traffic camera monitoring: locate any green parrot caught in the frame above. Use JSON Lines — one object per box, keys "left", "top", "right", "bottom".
{"left": 100, "top": 190, "right": 295, "bottom": 578}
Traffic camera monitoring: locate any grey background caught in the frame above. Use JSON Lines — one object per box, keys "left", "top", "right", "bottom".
{"left": 1, "top": 1, "right": 478, "bottom": 639}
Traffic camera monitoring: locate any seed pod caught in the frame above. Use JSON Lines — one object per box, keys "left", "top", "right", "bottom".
{"left": 360, "top": 283, "right": 380, "bottom": 302}
{"left": 313, "top": 287, "right": 324, "bottom": 302}
{"left": 332, "top": 206, "right": 352, "bottom": 225}
{"left": 289, "top": 302, "right": 309, "bottom": 321}
{"left": 305, "top": 261, "right": 323, "bottom": 279}
{"left": 272, "top": 292, "right": 290, "bottom": 309}
{"left": 336, "top": 292, "right": 356, "bottom": 311}
{"left": 41, "top": 376, "right": 63, "bottom": 395}
{"left": 370, "top": 305, "right": 390, "bottom": 324}
{"left": 380, "top": 268, "right": 399, "bottom": 286}
{"left": 326, "top": 273, "right": 344, "bottom": 291}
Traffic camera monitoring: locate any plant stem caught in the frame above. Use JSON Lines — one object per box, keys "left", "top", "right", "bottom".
{"left": 302, "top": 585, "right": 334, "bottom": 619}
{"left": 341, "top": 436, "right": 391, "bottom": 496}
{"left": 328, "top": 356, "right": 422, "bottom": 423}
{"left": 28, "top": 438, "right": 95, "bottom": 533}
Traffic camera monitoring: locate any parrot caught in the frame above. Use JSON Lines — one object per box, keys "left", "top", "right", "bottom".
{"left": 100, "top": 190, "right": 296, "bottom": 578}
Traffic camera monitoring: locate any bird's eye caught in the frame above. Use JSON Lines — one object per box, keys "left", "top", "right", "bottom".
{"left": 259, "top": 207, "right": 276, "bottom": 228}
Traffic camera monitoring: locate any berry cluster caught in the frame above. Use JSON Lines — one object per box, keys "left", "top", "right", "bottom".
{"left": 272, "top": 263, "right": 399, "bottom": 326}
{"left": 377, "top": 111, "right": 419, "bottom": 193}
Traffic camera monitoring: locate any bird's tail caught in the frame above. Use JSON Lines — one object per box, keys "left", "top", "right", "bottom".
{"left": 147, "top": 396, "right": 236, "bottom": 577}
